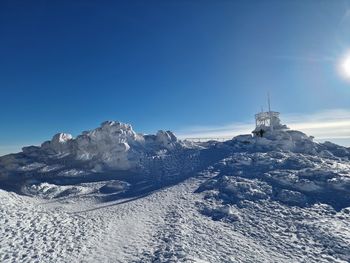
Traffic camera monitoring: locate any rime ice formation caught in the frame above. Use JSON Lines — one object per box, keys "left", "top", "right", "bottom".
{"left": 18, "top": 121, "right": 192, "bottom": 172}
{"left": 1, "top": 119, "right": 350, "bottom": 263}
{"left": 41, "top": 133, "right": 73, "bottom": 154}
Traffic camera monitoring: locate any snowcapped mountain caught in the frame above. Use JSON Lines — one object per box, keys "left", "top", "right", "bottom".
{"left": 1, "top": 121, "right": 350, "bottom": 262}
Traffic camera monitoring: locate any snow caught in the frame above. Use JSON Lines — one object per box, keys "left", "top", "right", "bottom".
{"left": 0, "top": 189, "right": 95, "bottom": 263}
{"left": 21, "top": 182, "right": 92, "bottom": 199}
{"left": 41, "top": 133, "right": 73, "bottom": 154}
{"left": 1, "top": 121, "right": 350, "bottom": 262}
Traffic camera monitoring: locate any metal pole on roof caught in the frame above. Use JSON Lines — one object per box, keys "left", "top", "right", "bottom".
{"left": 268, "top": 92, "right": 273, "bottom": 131}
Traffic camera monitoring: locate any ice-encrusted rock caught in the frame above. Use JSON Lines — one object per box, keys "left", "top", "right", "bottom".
{"left": 22, "top": 145, "right": 40, "bottom": 154}
{"left": 1, "top": 120, "right": 197, "bottom": 176}
{"left": 41, "top": 133, "right": 73, "bottom": 154}
{"left": 21, "top": 182, "right": 91, "bottom": 199}
{"left": 275, "top": 189, "right": 308, "bottom": 206}
{"left": 198, "top": 134, "right": 350, "bottom": 210}
{"left": 155, "top": 130, "right": 178, "bottom": 149}
{"left": 99, "top": 180, "right": 130, "bottom": 194}
{"left": 220, "top": 176, "right": 272, "bottom": 201}
{"left": 54, "top": 133, "right": 73, "bottom": 143}
{"left": 71, "top": 121, "right": 142, "bottom": 169}
{"left": 228, "top": 128, "right": 350, "bottom": 159}
{"left": 198, "top": 175, "right": 273, "bottom": 203}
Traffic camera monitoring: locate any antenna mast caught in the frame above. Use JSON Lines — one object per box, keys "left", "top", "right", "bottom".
{"left": 268, "top": 92, "right": 273, "bottom": 131}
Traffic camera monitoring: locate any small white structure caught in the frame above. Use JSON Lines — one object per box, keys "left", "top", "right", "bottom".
{"left": 252, "top": 94, "right": 286, "bottom": 137}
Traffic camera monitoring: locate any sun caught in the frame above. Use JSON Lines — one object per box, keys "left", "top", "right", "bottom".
{"left": 339, "top": 53, "right": 350, "bottom": 79}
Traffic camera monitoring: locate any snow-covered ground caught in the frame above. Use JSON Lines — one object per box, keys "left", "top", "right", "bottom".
{"left": 1, "top": 121, "right": 350, "bottom": 262}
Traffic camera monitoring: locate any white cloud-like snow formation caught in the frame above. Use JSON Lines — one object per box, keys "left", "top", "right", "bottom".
{"left": 177, "top": 108, "right": 350, "bottom": 146}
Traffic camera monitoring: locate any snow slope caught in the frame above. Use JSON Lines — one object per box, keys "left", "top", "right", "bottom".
{"left": 1, "top": 121, "right": 350, "bottom": 262}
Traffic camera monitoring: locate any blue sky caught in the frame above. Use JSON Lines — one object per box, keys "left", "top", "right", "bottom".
{"left": 1, "top": 0, "right": 350, "bottom": 155}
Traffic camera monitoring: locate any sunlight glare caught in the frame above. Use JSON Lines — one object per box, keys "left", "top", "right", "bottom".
{"left": 339, "top": 53, "right": 350, "bottom": 79}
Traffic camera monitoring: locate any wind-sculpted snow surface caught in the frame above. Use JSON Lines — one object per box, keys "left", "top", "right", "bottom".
{"left": 1, "top": 122, "right": 350, "bottom": 262}
{"left": 195, "top": 129, "right": 350, "bottom": 262}
{"left": 197, "top": 131, "right": 350, "bottom": 210}
{"left": 0, "top": 189, "right": 99, "bottom": 263}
